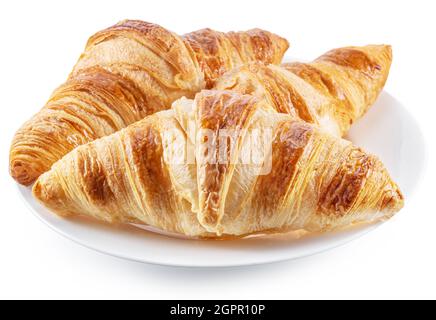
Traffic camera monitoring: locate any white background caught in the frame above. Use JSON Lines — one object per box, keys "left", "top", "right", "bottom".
{"left": 0, "top": 0, "right": 435, "bottom": 299}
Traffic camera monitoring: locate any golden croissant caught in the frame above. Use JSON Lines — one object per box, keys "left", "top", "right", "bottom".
{"left": 33, "top": 90, "right": 404, "bottom": 238}
{"left": 214, "top": 45, "right": 392, "bottom": 137}
{"left": 10, "top": 20, "right": 289, "bottom": 186}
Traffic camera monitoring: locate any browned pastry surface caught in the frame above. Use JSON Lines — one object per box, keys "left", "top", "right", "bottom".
{"left": 10, "top": 20, "right": 288, "bottom": 185}
{"left": 33, "top": 90, "right": 403, "bottom": 238}
{"left": 214, "top": 45, "right": 392, "bottom": 137}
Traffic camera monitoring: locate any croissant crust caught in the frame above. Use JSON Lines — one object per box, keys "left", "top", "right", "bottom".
{"left": 10, "top": 20, "right": 289, "bottom": 185}
{"left": 214, "top": 45, "right": 392, "bottom": 136}
{"left": 33, "top": 90, "right": 403, "bottom": 238}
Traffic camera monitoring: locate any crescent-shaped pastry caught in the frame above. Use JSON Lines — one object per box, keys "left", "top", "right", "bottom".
{"left": 33, "top": 90, "right": 404, "bottom": 238}
{"left": 10, "top": 20, "right": 289, "bottom": 185}
{"left": 214, "top": 45, "right": 392, "bottom": 136}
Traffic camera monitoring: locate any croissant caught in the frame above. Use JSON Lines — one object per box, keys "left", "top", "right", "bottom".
{"left": 33, "top": 90, "right": 404, "bottom": 238}
{"left": 214, "top": 45, "right": 392, "bottom": 137}
{"left": 10, "top": 20, "right": 289, "bottom": 186}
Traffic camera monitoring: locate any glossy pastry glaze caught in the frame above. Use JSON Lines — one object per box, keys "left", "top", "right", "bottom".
{"left": 33, "top": 90, "right": 404, "bottom": 238}
{"left": 214, "top": 45, "right": 392, "bottom": 137}
{"left": 10, "top": 20, "right": 289, "bottom": 185}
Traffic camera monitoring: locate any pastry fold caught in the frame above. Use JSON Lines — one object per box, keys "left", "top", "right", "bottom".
{"left": 10, "top": 20, "right": 288, "bottom": 185}
{"left": 33, "top": 90, "right": 404, "bottom": 238}
{"left": 214, "top": 45, "right": 392, "bottom": 136}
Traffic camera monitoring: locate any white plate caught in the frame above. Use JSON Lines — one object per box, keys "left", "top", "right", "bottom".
{"left": 17, "top": 91, "right": 426, "bottom": 267}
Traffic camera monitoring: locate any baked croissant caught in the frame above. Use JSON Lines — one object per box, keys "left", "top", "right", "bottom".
{"left": 214, "top": 45, "right": 392, "bottom": 137}
{"left": 10, "top": 20, "right": 289, "bottom": 186}
{"left": 33, "top": 90, "right": 404, "bottom": 238}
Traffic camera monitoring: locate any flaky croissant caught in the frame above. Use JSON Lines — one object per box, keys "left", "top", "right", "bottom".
{"left": 33, "top": 90, "right": 403, "bottom": 238}
{"left": 10, "top": 20, "right": 289, "bottom": 185}
{"left": 214, "top": 45, "right": 392, "bottom": 137}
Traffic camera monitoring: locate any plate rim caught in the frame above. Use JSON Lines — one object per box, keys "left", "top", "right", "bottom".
{"left": 15, "top": 91, "right": 426, "bottom": 267}
{"left": 18, "top": 185, "right": 382, "bottom": 267}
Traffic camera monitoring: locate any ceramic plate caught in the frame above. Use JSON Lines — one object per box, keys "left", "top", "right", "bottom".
{"left": 17, "top": 90, "right": 426, "bottom": 267}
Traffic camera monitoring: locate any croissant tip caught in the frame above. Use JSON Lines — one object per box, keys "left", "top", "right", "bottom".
{"left": 9, "top": 159, "right": 37, "bottom": 186}
{"left": 382, "top": 183, "right": 405, "bottom": 214}
{"left": 32, "top": 179, "right": 43, "bottom": 201}
{"left": 377, "top": 44, "right": 392, "bottom": 54}
{"left": 269, "top": 32, "right": 290, "bottom": 56}
{"left": 32, "top": 172, "right": 73, "bottom": 217}
{"left": 32, "top": 174, "right": 53, "bottom": 205}
{"left": 363, "top": 44, "right": 393, "bottom": 60}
